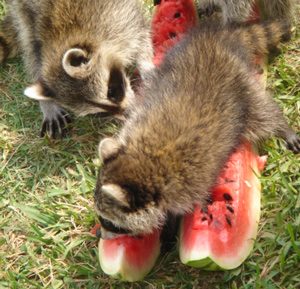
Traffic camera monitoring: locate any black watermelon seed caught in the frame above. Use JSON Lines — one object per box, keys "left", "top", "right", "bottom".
{"left": 174, "top": 12, "right": 181, "bottom": 18}
{"left": 223, "top": 193, "right": 233, "bottom": 201}
{"left": 226, "top": 205, "right": 234, "bottom": 213}
{"left": 169, "top": 32, "right": 177, "bottom": 38}
{"left": 225, "top": 215, "right": 232, "bottom": 227}
{"left": 202, "top": 217, "right": 207, "bottom": 222}
{"left": 209, "top": 214, "right": 213, "bottom": 220}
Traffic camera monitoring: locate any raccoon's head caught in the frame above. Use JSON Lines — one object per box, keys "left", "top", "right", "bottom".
{"left": 94, "top": 137, "right": 166, "bottom": 239}
{"left": 24, "top": 46, "right": 135, "bottom": 117}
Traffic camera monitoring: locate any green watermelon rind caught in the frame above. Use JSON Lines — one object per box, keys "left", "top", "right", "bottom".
{"left": 185, "top": 257, "right": 222, "bottom": 271}
{"left": 179, "top": 146, "right": 262, "bottom": 271}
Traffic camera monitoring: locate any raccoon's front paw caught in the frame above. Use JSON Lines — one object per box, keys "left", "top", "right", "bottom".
{"left": 286, "top": 133, "right": 300, "bottom": 154}
{"left": 40, "top": 102, "right": 72, "bottom": 139}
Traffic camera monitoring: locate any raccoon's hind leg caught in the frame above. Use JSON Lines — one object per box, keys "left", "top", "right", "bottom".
{"left": 0, "top": 13, "right": 19, "bottom": 63}
{"left": 244, "top": 91, "right": 300, "bottom": 153}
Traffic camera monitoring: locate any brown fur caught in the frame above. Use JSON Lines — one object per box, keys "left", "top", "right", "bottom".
{"left": 94, "top": 21, "right": 300, "bottom": 238}
{"left": 0, "top": 0, "right": 153, "bottom": 138}
{"left": 197, "top": 0, "right": 295, "bottom": 23}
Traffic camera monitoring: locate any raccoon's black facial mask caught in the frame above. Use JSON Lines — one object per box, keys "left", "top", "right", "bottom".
{"left": 98, "top": 215, "right": 131, "bottom": 235}
{"left": 107, "top": 67, "right": 126, "bottom": 103}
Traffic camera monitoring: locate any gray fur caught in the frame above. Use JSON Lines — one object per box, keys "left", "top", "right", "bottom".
{"left": 197, "top": 0, "right": 294, "bottom": 23}
{"left": 94, "top": 21, "right": 299, "bottom": 237}
{"left": 0, "top": 0, "right": 153, "bottom": 138}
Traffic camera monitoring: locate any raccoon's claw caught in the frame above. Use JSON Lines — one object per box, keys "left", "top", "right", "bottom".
{"left": 40, "top": 109, "right": 71, "bottom": 139}
{"left": 286, "top": 133, "right": 300, "bottom": 154}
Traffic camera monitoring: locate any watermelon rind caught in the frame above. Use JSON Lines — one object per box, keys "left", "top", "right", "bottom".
{"left": 179, "top": 145, "right": 262, "bottom": 270}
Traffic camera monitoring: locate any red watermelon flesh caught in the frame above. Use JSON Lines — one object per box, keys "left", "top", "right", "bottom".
{"left": 99, "top": 229, "right": 161, "bottom": 282}
{"left": 180, "top": 142, "right": 267, "bottom": 270}
{"left": 152, "top": 0, "right": 198, "bottom": 65}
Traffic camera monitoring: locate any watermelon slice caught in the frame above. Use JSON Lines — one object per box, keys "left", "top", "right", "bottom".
{"left": 98, "top": 230, "right": 161, "bottom": 281}
{"left": 179, "top": 142, "right": 267, "bottom": 270}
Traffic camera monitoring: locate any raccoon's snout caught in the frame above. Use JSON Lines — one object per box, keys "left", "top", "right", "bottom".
{"left": 98, "top": 215, "right": 131, "bottom": 235}
{"left": 100, "top": 228, "right": 124, "bottom": 240}
{"left": 107, "top": 67, "right": 126, "bottom": 103}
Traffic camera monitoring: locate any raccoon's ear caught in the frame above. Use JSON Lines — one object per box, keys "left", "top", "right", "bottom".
{"left": 101, "top": 184, "right": 129, "bottom": 207}
{"left": 24, "top": 82, "right": 53, "bottom": 101}
{"left": 98, "top": 137, "right": 121, "bottom": 162}
{"left": 62, "top": 48, "right": 92, "bottom": 79}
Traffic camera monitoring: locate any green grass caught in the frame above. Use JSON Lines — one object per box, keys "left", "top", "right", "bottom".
{"left": 0, "top": 1, "right": 299, "bottom": 288}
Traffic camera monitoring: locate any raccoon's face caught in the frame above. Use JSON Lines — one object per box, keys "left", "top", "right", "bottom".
{"left": 24, "top": 47, "right": 135, "bottom": 117}
{"left": 94, "top": 137, "right": 166, "bottom": 239}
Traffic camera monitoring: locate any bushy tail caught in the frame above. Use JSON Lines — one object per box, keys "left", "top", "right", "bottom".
{"left": 234, "top": 21, "right": 292, "bottom": 56}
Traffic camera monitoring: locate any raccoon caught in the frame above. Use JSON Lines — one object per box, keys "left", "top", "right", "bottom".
{"left": 0, "top": 0, "right": 154, "bottom": 138}
{"left": 197, "top": 0, "right": 294, "bottom": 23}
{"left": 94, "top": 21, "right": 300, "bottom": 239}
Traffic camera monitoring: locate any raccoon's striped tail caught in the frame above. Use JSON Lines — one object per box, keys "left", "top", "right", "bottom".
{"left": 235, "top": 21, "right": 292, "bottom": 57}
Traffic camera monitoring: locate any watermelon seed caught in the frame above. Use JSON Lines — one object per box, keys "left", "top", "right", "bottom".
{"left": 201, "top": 217, "right": 207, "bottom": 222}
{"left": 225, "top": 215, "right": 232, "bottom": 227}
{"left": 169, "top": 32, "right": 177, "bottom": 39}
{"left": 223, "top": 193, "right": 233, "bottom": 201}
{"left": 226, "top": 205, "right": 234, "bottom": 213}
{"left": 209, "top": 214, "right": 213, "bottom": 220}
{"left": 174, "top": 12, "right": 181, "bottom": 18}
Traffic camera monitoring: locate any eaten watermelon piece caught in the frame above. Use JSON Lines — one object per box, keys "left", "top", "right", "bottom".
{"left": 99, "top": 229, "right": 161, "bottom": 282}
{"left": 179, "top": 142, "right": 267, "bottom": 270}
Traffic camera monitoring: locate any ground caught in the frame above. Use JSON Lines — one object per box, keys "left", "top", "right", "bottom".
{"left": 0, "top": 1, "right": 299, "bottom": 288}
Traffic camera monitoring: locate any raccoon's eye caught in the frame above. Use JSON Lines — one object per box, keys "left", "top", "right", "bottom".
{"left": 107, "top": 67, "right": 126, "bottom": 103}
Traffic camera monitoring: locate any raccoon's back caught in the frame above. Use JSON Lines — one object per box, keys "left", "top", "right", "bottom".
{"left": 123, "top": 30, "right": 253, "bottom": 192}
